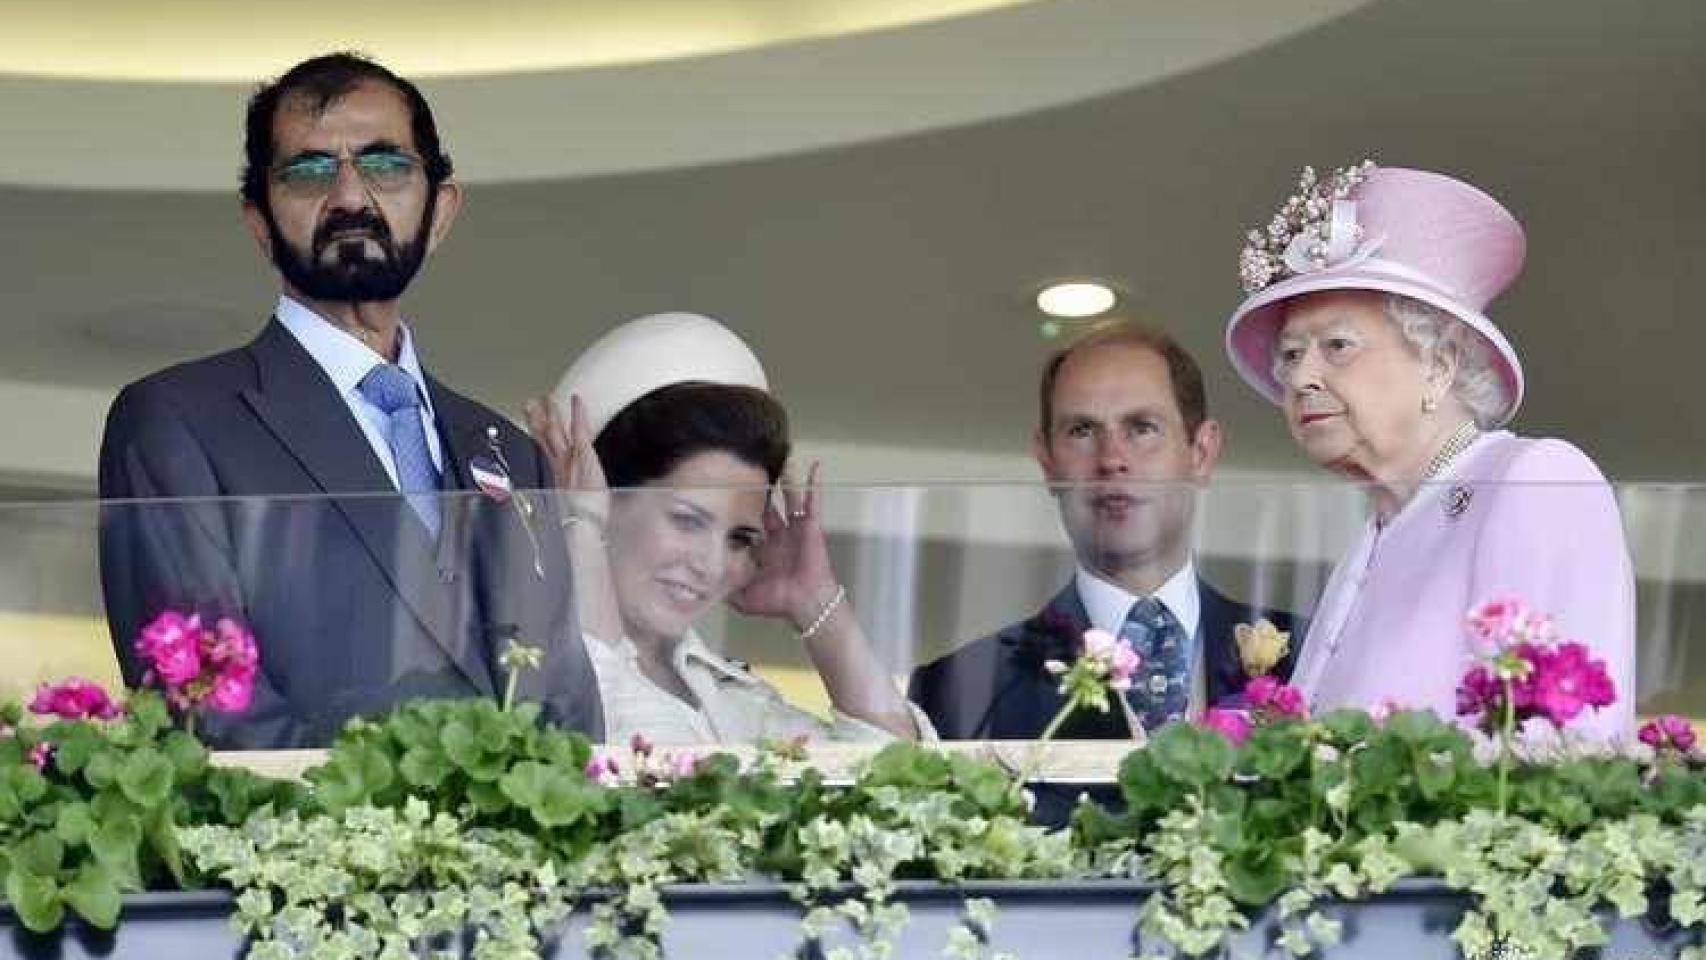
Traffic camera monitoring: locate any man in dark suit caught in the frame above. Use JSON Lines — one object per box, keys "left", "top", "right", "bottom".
{"left": 98, "top": 53, "right": 601, "bottom": 748}
{"left": 910, "top": 321, "right": 1297, "bottom": 742}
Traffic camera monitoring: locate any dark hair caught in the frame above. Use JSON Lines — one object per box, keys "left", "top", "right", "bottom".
{"left": 240, "top": 52, "right": 454, "bottom": 210}
{"left": 595, "top": 382, "right": 791, "bottom": 489}
{"left": 1037, "top": 320, "right": 1209, "bottom": 436}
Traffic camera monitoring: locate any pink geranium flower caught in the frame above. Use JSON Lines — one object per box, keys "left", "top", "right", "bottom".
{"left": 1524, "top": 642, "right": 1615, "bottom": 726}
{"left": 205, "top": 672, "right": 254, "bottom": 713}
{"left": 584, "top": 753, "right": 621, "bottom": 787}
{"left": 1200, "top": 708, "right": 1252, "bottom": 745}
{"left": 1240, "top": 675, "right": 1308, "bottom": 721}
{"left": 1465, "top": 595, "right": 1523, "bottom": 653}
{"left": 136, "top": 612, "right": 203, "bottom": 687}
{"left": 1638, "top": 714, "right": 1698, "bottom": 754}
{"left": 28, "top": 677, "right": 121, "bottom": 721}
{"left": 27, "top": 742, "right": 53, "bottom": 771}
{"left": 133, "top": 610, "right": 260, "bottom": 720}
{"left": 1456, "top": 596, "right": 1616, "bottom": 734}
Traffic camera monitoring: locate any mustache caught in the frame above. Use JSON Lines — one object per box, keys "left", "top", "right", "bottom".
{"left": 311, "top": 210, "right": 394, "bottom": 257}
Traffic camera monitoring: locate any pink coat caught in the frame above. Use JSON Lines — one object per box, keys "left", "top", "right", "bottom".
{"left": 1292, "top": 431, "right": 1636, "bottom": 739}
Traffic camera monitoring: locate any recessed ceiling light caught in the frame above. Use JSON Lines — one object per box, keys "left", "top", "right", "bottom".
{"left": 1035, "top": 281, "right": 1117, "bottom": 319}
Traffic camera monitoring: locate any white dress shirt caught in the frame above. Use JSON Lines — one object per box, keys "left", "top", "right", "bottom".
{"left": 273, "top": 295, "right": 445, "bottom": 488}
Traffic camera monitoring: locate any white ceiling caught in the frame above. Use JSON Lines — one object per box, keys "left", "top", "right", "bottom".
{"left": 0, "top": 0, "right": 1702, "bottom": 484}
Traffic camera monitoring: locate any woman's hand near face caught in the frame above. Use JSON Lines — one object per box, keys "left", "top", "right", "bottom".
{"left": 524, "top": 394, "right": 622, "bottom": 643}
{"left": 727, "top": 462, "right": 840, "bottom": 627}
{"left": 728, "top": 464, "right": 921, "bottom": 740}
{"left": 524, "top": 395, "right": 609, "bottom": 504}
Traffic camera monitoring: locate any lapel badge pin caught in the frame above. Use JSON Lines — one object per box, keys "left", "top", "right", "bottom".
{"left": 471, "top": 426, "right": 514, "bottom": 503}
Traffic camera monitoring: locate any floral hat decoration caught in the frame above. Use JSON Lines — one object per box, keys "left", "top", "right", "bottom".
{"left": 1224, "top": 160, "right": 1529, "bottom": 427}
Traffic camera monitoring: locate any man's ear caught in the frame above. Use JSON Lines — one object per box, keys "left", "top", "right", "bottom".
{"left": 425, "top": 178, "right": 463, "bottom": 255}
{"left": 240, "top": 202, "right": 273, "bottom": 261}
{"left": 1189, "top": 418, "right": 1223, "bottom": 482}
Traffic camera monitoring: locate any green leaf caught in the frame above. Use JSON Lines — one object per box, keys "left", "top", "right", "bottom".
{"left": 861, "top": 742, "right": 950, "bottom": 790}
{"left": 1413, "top": 751, "right": 1455, "bottom": 798}
{"left": 124, "top": 691, "right": 172, "bottom": 737}
{"left": 116, "top": 749, "right": 174, "bottom": 808}
{"left": 466, "top": 778, "right": 512, "bottom": 815}
{"left": 4, "top": 869, "right": 63, "bottom": 933}
{"left": 144, "top": 807, "right": 184, "bottom": 886}
{"left": 63, "top": 863, "right": 122, "bottom": 930}
{"left": 15, "top": 832, "right": 65, "bottom": 874}
{"left": 1149, "top": 723, "right": 1234, "bottom": 789}
{"left": 83, "top": 751, "right": 119, "bottom": 790}
{"left": 1382, "top": 709, "right": 1447, "bottom": 743}
{"left": 441, "top": 720, "right": 506, "bottom": 782}
{"left": 950, "top": 756, "right": 1018, "bottom": 815}
{"left": 0, "top": 773, "right": 23, "bottom": 823}
{"left": 0, "top": 764, "right": 49, "bottom": 818}
{"left": 1318, "top": 709, "right": 1375, "bottom": 744}
{"left": 160, "top": 731, "right": 208, "bottom": 778}
{"left": 1225, "top": 848, "right": 1288, "bottom": 905}
{"left": 399, "top": 745, "right": 453, "bottom": 788}
{"left": 90, "top": 813, "right": 142, "bottom": 869}
{"left": 309, "top": 741, "right": 396, "bottom": 812}
{"left": 1243, "top": 725, "right": 1307, "bottom": 780}
{"left": 54, "top": 802, "right": 96, "bottom": 847}
{"left": 499, "top": 761, "right": 596, "bottom": 828}
{"left": 1349, "top": 740, "right": 1404, "bottom": 794}
{"left": 49, "top": 724, "right": 102, "bottom": 775}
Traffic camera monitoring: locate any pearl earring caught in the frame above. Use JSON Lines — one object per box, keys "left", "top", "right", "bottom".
{"left": 1422, "top": 395, "right": 1438, "bottom": 413}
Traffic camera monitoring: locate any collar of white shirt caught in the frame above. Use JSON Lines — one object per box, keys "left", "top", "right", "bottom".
{"left": 273, "top": 294, "right": 437, "bottom": 422}
{"left": 674, "top": 630, "right": 762, "bottom": 688}
{"left": 1074, "top": 559, "right": 1201, "bottom": 640}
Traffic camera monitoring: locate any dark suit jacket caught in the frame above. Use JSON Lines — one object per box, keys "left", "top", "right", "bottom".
{"left": 908, "top": 577, "right": 1299, "bottom": 741}
{"left": 98, "top": 319, "right": 603, "bottom": 748}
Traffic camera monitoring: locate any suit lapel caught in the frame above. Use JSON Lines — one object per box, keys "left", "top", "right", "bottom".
{"left": 239, "top": 320, "right": 494, "bottom": 695}
{"left": 430, "top": 382, "right": 559, "bottom": 701}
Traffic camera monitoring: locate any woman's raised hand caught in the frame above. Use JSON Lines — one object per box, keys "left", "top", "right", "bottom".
{"left": 524, "top": 395, "right": 609, "bottom": 503}
{"left": 728, "top": 461, "right": 841, "bottom": 630}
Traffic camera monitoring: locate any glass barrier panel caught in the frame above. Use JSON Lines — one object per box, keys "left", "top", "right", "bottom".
{"left": 0, "top": 481, "right": 1698, "bottom": 753}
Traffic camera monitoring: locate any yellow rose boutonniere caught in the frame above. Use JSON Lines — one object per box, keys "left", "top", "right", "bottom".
{"left": 1235, "top": 619, "right": 1290, "bottom": 677}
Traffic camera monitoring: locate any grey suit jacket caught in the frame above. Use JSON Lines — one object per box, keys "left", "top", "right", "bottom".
{"left": 98, "top": 319, "right": 603, "bottom": 748}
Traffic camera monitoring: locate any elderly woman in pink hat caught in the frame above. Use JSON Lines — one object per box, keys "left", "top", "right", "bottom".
{"left": 1224, "top": 161, "right": 1635, "bottom": 739}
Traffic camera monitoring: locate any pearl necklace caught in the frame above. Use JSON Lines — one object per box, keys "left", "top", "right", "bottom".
{"left": 1422, "top": 421, "right": 1479, "bottom": 483}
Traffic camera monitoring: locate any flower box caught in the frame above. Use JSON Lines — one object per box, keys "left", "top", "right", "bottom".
{"left": 1, "top": 880, "right": 1695, "bottom": 959}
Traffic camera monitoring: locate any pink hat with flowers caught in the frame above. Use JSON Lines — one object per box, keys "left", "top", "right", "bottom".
{"left": 1224, "top": 161, "right": 1527, "bottom": 426}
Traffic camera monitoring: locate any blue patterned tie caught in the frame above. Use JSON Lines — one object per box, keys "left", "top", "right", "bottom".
{"left": 1120, "top": 597, "right": 1189, "bottom": 730}
{"left": 357, "top": 363, "right": 441, "bottom": 538}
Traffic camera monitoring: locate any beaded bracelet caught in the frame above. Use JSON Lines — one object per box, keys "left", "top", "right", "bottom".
{"left": 798, "top": 584, "right": 847, "bottom": 640}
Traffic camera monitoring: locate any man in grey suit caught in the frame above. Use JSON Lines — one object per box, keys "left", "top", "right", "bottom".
{"left": 98, "top": 53, "right": 602, "bottom": 748}
{"left": 910, "top": 321, "right": 1297, "bottom": 743}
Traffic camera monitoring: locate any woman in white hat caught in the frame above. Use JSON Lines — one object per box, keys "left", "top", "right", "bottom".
{"left": 526, "top": 313, "right": 927, "bottom": 744}
{"left": 1224, "top": 161, "right": 1635, "bottom": 738}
